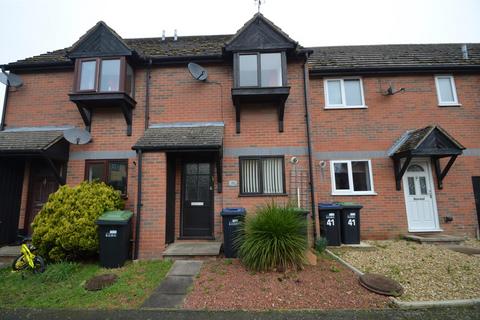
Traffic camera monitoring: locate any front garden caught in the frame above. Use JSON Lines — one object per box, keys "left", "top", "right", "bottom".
{"left": 0, "top": 260, "right": 172, "bottom": 309}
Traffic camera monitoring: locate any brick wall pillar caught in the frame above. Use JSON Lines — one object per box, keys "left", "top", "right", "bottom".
{"left": 138, "top": 152, "right": 167, "bottom": 259}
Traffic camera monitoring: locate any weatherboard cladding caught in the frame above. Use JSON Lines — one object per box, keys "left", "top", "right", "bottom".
{"left": 133, "top": 126, "right": 223, "bottom": 150}
{"left": 0, "top": 130, "right": 64, "bottom": 152}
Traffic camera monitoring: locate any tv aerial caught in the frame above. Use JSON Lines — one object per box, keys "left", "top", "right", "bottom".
{"left": 63, "top": 128, "right": 92, "bottom": 145}
{"left": 0, "top": 69, "right": 23, "bottom": 88}
{"left": 187, "top": 62, "right": 208, "bottom": 81}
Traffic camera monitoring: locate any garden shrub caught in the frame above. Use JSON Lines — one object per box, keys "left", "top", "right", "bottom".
{"left": 32, "top": 181, "right": 124, "bottom": 261}
{"left": 236, "top": 202, "right": 308, "bottom": 272}
{"left": 315, "top": 237, "right": 328, "bottom": 254}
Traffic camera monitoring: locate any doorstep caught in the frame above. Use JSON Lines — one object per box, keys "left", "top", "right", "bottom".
{"left": 403, "top": 234, "right": 466, "bottom": 245}
{"left": 163, "top": 242, "right": 222, "bottom": 260}
{"left": 0, "top": 245, "right": 20, "bottom": 264}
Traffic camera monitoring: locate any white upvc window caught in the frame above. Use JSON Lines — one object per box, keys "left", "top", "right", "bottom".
{"left": 324, "top": 78, "right": 366, "bottom": 109}
{"left": 435, "top": 75, "right": 460, "bottom": 106}
{"left": 330, "top": 160, "right": 376, "bottom": 195}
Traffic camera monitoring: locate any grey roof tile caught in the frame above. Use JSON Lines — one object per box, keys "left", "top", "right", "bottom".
{"left": 0, "top": 130, "right": 64, "bottom": 152}
{"left": 134, "top": 125, "right": 223, "bottom": 150}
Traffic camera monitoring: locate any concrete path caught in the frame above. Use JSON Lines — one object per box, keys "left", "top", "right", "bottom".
{"left": 2, "top": 305, "right": 480, "bottom": 320}
{"left": 141, "top": 260, "right": 203, "bottom": 309}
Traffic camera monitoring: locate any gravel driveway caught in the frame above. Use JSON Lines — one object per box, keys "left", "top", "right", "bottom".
{"left": 332, "top": 240, "right": 480, "bottom": 302}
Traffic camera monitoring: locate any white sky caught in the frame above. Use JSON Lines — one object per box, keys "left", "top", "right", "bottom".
{"left": 1, "top": 0, "right": 480, "bottom": 120}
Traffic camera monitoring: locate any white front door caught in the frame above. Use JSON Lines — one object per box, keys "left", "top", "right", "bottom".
{"left": 403, "top": 160, "right": 440, "bottom": 232}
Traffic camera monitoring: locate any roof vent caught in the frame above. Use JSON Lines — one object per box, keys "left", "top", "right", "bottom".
{"left": 162, "top": 30, "right": 165, "bottom": 41}
{"left": 461, "top": 44, "right": 469, "bottom": 59}
{"left": 174, "top": 29, "right": 178, "bottom": 41}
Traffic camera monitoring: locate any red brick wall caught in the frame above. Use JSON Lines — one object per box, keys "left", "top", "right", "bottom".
{"left": 309, "top": 74, "right": 480, "bottom": 238}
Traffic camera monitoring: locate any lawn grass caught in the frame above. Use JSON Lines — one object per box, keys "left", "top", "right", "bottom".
{"left": 0, "top": 259, "right": 172, "bottom": 309}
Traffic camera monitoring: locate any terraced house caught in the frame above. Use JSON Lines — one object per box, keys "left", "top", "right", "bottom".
{"left": 1, "top": 14, "right": 479, "bottom": 258}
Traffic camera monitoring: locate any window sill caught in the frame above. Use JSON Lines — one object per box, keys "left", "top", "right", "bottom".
{"left": 239, "top": 193, "right": 288, "bottom": 197}
{"left": 438, "top": 103, "right": 462, "bottom": 107}
{"left": 331, "top": 192, "right": 377, "bottom": 196}
{"left": 324, "top": 105, "right": 368, "bottom": 110}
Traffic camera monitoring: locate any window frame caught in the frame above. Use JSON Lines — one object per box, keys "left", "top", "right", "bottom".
{"left": 84, "top": 159, "right": 128, "bottom": 197}
{"left": 239, "top": 156, "right": 287, "bottom": 196}
{"left": 74, "top": 56, "right": 132, "bottom": 95}
{"left": 234, "top": 51, "right": 287, "bottom": 88}
{"left": 434, "top": 75, "right": 460, "bottom": 106}
{"left": 330, "top": 160, "right": 376, "bottom": 195}
{"left": 324, "top": 77, "right": 367, "bottom": 109}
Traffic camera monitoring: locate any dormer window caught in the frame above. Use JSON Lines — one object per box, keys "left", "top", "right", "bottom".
{"left": 75, "top": 57, "right": 133, "bottom": 96}
{"left": 236, "top": 52, "right": 285, "bottom": 88}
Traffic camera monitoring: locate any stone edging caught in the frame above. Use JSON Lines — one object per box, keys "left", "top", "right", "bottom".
{"left": 324, "top": 249, "right": 480, "bottom": 309}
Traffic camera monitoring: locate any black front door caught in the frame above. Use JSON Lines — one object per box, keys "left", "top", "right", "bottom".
{"left": 182, "top": 161, "right": 213, "bottom": 238}
{"left": 0, "top": 159, "right": 25, "bottom": 244}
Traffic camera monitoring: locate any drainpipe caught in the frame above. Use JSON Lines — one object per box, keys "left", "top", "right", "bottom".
{"left": 0, "top": 82, "right": 9, "bottom": 131}
{"left": 303, "top": 51, "right": 319, "bottom": 241}
{"left": 134, "top": 149, "right": 143, "bottom": 260}
{"left": 145, "top": 59, "right": 152, "bottom": 130}
{"left": 134, "top": 59, "right": 152, "bottom": 259}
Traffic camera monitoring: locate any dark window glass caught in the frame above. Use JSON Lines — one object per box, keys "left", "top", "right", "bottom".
{"left": 125, "top": 63, "right": 134, "bottom": 96}
{"left": 108, "top": 162, "right": 127, "bottom": 195}
{"left": 86, "top": 160, "right": 127, "bottom": 195}
{"left": 88, "top": 162, "right": 105, "bottom": 182}
{"left": 100, "top": 59, "right": 120, "bottom": 92}
{"left": 408, "top": 177, "right": 416, "bottom": 195}
{"left": 334, "top": 163, "right": 349, "bottom": 190}
{"left": 197, "top": 175, "right": 210, "bottom": 200}
{"left": 419, "top": 177, "right": 427, "bottom": 195}
{"left": 260, "top": 53, "right": 282, "bottom": 87}
{"left": 239, "top": 54, "right": 258, "bottom": 86}
{"left": 352, "top": 161, "right": 371, "bottom": 191}
{"left": 79, "top": 61, "right": 96, "bottom": 90}
{"left": 240, "top": 157, "right": 284, "bottom": 195}
{"left": 185, "top": 175, "right": 197, "bottom": 201}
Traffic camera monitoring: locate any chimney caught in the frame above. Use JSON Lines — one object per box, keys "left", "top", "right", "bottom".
{"left": 162, "top": 30, "right": 165, "bottom": 41}
{"left": 174, "top": 29, "right": 178, "bottom": 41}
{"left": 461, "top": 44, "right": 469, "bottom": 60}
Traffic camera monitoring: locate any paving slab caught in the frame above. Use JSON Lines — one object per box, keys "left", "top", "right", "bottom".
{"left": 168, "top": 260, "right": 203, "bottom": 276}
{"left": 0, "top": 245, "right": 21, "bottom": 256}
{"left": 142, "top": 293, "right": 186, "bottom": 309}
{"left": 141, "top": 260, "right": 203, "bottom": 309}
{"left": 163, "top": 242, "right": 221, "bottom": 256}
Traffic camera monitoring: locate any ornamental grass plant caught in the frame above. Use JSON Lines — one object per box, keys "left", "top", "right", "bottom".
{"left": 236, "top": 202, "right": 308, "bottom": 272}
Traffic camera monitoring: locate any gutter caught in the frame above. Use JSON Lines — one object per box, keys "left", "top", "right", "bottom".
{"left": 145, "top": 59, "right": 152, "bottom": 130}
{"left": 302, "top": 52, "right": 318, "bottom": 241}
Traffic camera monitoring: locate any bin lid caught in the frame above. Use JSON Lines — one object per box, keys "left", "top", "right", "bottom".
{"left": 97, "top": 210, "right": 133, "bottom": 225}
{"left": 336, "top": 202, "right": 363, "bottom": 209}
{"left": 221, "top": 207, "right": 246, "bottom": 216}
{"left": 318, "top": 203, "right": 342, "bottom": 209}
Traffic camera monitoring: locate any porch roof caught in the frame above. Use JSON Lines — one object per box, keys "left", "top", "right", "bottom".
{"left": 133, "top": 123, "right": 224, "bottom": 151}
{"left": 389, "top": 125, "right": 465, "bottom": 158}
{"left": 0, "top": 129, "right": 65, "bottom": 154}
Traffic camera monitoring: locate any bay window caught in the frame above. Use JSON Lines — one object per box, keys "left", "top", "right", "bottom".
{"left": 75, "top": 57, "right": 134, "bottom": 95}
{"left": 237, "top": 52, "right": 285, "bottom": 88}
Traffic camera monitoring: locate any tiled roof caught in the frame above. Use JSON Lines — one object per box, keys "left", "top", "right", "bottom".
{"left": 0, "top": 130, "right": 64, "bottom": 152}
{"left": 133, "top": 124, "right": 224, "bottom": 150}
{"left": 6, "top": 35, "right": 480, "bottom": 71}
{"left": 7, "top": 35, "right": 232, "bottom": 67}
{"left": 391, "top": 125, "right": 465, "bottom": 156}
{"left": 308, "top": 43, "right": 480, "bottom": 72}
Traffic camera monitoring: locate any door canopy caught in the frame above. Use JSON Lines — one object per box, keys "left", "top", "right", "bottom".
{"left": 389, "top": 125, "right": 465, "bottom": 190}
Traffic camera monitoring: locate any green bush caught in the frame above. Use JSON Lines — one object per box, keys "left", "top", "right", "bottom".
{"left": 236, "top": 203, "right": 308, "bottom": 272}
{"left": 315, "top": 237, "right": 328, "bottom": 254}
{"left": 32, "top": 181, "right": 124, "bottom": 261}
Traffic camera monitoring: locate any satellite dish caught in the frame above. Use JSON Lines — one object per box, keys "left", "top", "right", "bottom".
{"left": 0, "top": 71, "right": 23, "bottom": 88}
{"left": 188, "top": 62, "right": 208, "bottom": 81}
{"left": 63, "top": 128, "right": 92, "bottom": 145}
